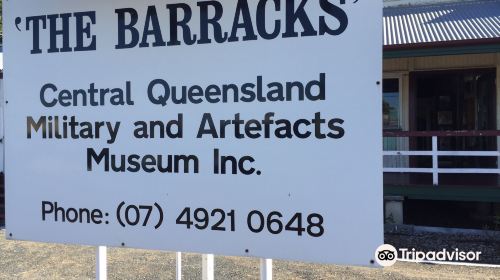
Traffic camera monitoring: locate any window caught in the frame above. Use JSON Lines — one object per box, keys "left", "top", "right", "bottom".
{"left": 383, "top": 78, "right": 400, "bottom": 130}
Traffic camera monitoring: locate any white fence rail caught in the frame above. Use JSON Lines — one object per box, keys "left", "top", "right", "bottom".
{"left": 383, "top": 134, "right": 500, "bottom": 185}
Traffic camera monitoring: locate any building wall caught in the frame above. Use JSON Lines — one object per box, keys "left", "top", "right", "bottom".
{"left": 383, "top": 53, "right": 499, "bottom": 170}
{"left": 497, "top": 53, "right": 500, "bottom": 131}
{"left": 383, "top": 53, "right": 500, "bottom": 132}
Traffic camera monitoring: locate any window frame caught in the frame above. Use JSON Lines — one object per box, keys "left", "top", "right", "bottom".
{"left": 382, "top": 74, "right": 403, "bottom": 131}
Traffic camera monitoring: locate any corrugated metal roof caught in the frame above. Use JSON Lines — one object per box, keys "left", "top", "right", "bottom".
{"left": 383, "top": 0, "right": 500, "bottom": 46}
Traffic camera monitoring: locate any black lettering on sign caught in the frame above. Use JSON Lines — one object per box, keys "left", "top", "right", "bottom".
{"left": 20, "top": 1, "right": 350, "bottom": 54}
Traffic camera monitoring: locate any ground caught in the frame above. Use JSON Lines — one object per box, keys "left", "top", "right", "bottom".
{"left": 0, "top": 230, "right": 499, "bottom": 280}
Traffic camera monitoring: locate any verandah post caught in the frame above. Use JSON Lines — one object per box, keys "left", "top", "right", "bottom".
{"left": 432, "top": 136, "right": 439, "bottom": 186}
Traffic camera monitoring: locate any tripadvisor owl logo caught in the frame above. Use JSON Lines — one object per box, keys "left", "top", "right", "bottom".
{"left": 375, "top": 244, "right": 398, "bottom": 267}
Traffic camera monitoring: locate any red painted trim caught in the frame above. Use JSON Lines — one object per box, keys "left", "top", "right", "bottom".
{"left": 384, "top": 130, "right": 500, "bottom": 137}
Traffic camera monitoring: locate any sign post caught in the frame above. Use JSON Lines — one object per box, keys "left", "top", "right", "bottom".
{"left": 96, "top": 246, "right": 107, "bottom": 280}
{"left": 4, "top": 0, "right": 383, "bottom": 268}
{"left": 202, "top": 254, "right": 215, "bottom": 280}
{"left": 176, "top": 252, "right": 182, "bottom": 280}
{"left": 260, "top": 258, "right": 273, "bottom": 280}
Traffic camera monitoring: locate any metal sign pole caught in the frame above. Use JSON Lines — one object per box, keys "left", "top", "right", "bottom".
{"left": 176, "top": 252, "right": 182, "bottom": 280}
{"left": 260, "top": 258, "right": 272, "bottom": 280}
{"left": 202, "top": 254, "right": 214, "bottom": 280}
{"left": 96, "top": 246, "right": 107, "bottom": 280}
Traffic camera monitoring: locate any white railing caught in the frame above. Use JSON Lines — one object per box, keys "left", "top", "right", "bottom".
{"left": 383, "top": 132, "right": 500, "bottom": 185}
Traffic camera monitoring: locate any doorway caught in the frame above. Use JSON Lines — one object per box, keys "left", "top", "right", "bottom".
{"left": 411, "top": 68, "right": 497, "bottom": 185}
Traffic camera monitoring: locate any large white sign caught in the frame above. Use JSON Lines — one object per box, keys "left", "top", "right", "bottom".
{"left": 5, "top": 0, "right": 382, "bottom": 266}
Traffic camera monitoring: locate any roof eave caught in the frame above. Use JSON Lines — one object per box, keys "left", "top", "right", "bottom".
{"left": 383, "top": 38, "right": 500, "bottom": 58}
{"left": 384, "top": 38, "right": 500, "bottom": 51}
